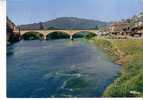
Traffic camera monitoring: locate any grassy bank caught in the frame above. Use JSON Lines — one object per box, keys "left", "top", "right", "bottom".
{"left": 91, "top": 37, "right": 143, "bottom": 97}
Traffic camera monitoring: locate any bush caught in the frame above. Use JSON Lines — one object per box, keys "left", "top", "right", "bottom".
{"left": 101, "top": 39, "right": 143, "bottom": 97}
{"left": 85, "top": 33, "right": 97, "bottom": 39}
{"left": 72, "top": 32, "right": 97, "bottom": 39}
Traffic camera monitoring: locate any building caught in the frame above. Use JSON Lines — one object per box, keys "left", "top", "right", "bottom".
{"left": 7, "top": 17, "right": 20, "bottom": 44}
{"left": 109, "top": 21, "right": 130, "bottom": 36}
{"left": 7, "top": 17, "right": 16, "bottom": 40}
{"left": 131, "top": 24, "right": 143, "bottom": 37}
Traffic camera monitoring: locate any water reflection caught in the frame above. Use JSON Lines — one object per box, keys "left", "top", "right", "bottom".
{"left": 7, "top": 45, "right": 15, "bottom": 56}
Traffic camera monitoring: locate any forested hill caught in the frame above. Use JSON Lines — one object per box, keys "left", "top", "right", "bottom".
{"left": 18, "top": 17, "right": 109, "bottom": 30}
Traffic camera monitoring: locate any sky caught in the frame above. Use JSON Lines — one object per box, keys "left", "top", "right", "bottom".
{"left": 7, "top": 0, "right": 143, "bottom": 25}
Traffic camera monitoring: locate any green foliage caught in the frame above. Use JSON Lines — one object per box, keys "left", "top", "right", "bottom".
{"left": 47, "top": 27, "right": 59, "bottom": 30}
{"left": 73, "top": 32, "right": 97, "bottom": 39}
{"left": 103, "top": 69, "right": 143, "bottom": 97}
{"left": 85, "top": 33, "right": 97, "bottom": 39}
{"left": 22, "top": 31, "right": 44, "bottom": 40}
{"left": 19, "top": 17, "right": 107, "bottom": 30}
{"left": 92, "top": 38, "right": 113, "bottom": 49}
{"left": 93, "top": 38, "right": 143, "bottom": 97}
{"left": 46, "top": 32, "right": 70, "bottom": 40}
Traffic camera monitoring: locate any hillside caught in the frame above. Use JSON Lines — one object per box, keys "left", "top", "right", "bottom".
{"left": 125, "top": 12, "right": 143, "bottom": 27}
{"left": 18, "top": 17, "right": 108, "bottom": 30}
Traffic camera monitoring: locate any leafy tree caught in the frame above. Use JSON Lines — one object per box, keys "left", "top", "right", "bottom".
{"left": 47, "top": 27, "right": 58, "bottom": 30}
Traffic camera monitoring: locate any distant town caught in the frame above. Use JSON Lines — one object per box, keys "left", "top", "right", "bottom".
{"left": 102, "top": 12, "right": 143, "bottom": 39}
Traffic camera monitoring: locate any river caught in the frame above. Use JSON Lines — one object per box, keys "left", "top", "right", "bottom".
{"left": 7, "top": 39, "right": 120, "bottom": 98}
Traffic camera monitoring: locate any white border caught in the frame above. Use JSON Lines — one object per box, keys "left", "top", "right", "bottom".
{"left": 0, "top": 0, "right": 6, "bottom": 99}
{"left": 0, "top": 0, "right": 142, "bottom": 100}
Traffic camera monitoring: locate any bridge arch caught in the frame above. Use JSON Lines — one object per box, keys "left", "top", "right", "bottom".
{"left": 21, "top": 31, "right": 44, "bottom": 40}
{"left": 72, "top": 31, "right": 97, "bottom": 39}
{"left": 17, "top": 29, "right": 99, "bottom": 40}
{"left": 46, "top": 31, "right": 70, "bottom": 40}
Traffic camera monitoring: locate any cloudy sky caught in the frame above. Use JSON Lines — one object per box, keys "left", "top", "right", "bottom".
{"left": 7, "top": 0, "right": 143, "bottom": 25}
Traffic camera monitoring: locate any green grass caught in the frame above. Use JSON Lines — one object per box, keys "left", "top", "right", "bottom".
{"left": 91, "top": 37, "right": 143, "bottom": 97}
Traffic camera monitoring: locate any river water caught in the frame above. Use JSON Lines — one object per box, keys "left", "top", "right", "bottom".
{"left": 7, "top": 39, "right": 120, "bottom": 98}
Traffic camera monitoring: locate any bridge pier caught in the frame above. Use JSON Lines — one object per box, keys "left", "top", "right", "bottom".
{"left": 70, "top": 35, "right": 73, "bottom": 40}
{"left": 44, "top": 35, "right": 47, "bottom": 40}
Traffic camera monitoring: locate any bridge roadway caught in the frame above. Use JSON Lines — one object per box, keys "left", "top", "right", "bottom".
{"left": 15, "top": 29, "right": 99, "bottom": 39}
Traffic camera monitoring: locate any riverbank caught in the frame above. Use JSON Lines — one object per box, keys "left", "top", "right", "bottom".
{"left": 91, "top": 37, "right": 143, "bottom": 97}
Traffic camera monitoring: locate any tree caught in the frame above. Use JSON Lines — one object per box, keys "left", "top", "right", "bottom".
{"left": 95, "top": 26, "right": 99, "bottom": 30}
{"left": 39, "top": 22, "right": 44, "bottom": 29}
{"left": 47, "top": 27, "right": 58, "bottom": 30}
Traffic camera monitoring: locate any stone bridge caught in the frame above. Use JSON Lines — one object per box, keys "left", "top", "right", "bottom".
{"left": 15, "top": 29, "right": 99, "bottom": 39}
